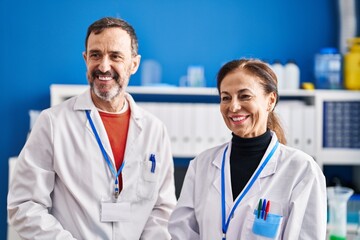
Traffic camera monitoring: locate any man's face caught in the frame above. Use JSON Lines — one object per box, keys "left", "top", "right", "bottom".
{"left": 83, "top": 27, "right": 140, "bottom": 102}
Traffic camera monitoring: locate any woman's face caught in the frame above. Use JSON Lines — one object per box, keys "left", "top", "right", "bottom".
{"left": 219, "top": 69, "right": 276, "bottom": 138}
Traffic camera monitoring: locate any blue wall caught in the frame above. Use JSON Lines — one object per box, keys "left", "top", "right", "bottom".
{"left": 0, "top": 0, "right": 339, "bottom": 238}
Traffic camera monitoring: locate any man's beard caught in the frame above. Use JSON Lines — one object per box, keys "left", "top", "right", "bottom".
{"left": 89, "top": 70, "right": 123, "bottom": 101}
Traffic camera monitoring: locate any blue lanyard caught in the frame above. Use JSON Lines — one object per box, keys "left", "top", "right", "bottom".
{"left": 221, "top": 140, "right": 279, "bottom": 239}
{"left": 86, "top": 110, "right": 125, "bottom": 199}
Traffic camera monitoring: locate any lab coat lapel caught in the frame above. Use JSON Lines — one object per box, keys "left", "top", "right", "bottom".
{"left": 212, "top": 144, "right": 233, "bottom": 208}
{"left": 122, "top": 114, "right": 142, "bottom": 161}
{"left": 75, "top": 89, "right": 115, "bottom": 165}
{"left": 122, "top": 93, "right": 143, "bottom": 162}
{"left": 85, "top": 109, "right": 115, "bottom": 165}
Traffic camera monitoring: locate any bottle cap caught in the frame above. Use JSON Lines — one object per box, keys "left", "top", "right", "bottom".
{"left": 302, "top": 82, "right": 314, "bottom": 90}
{"left": 320, "top": 48, "right": 339, "bottom": 54}
{"left": 347, "top": 37, "right": 360, "bottom": 51}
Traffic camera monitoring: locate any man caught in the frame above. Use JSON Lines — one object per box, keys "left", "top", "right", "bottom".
{"left": 8, "top": 17, "right": 177, "bottom": 239}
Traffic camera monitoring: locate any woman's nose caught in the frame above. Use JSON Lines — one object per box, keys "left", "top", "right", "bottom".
{"left": 229, "top": 100, "right": 241, "bottom": 112}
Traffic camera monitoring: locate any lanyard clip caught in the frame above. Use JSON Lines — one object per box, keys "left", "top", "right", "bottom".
{"left": 222, "top": 233, "right": 226, "bottom": 240}
{"left": 114, "top": 182, "right": 119, "bottom": 199}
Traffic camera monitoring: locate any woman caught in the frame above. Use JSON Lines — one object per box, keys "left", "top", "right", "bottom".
{"left": 168, "top": 59, "right": 327, "bottom": 239}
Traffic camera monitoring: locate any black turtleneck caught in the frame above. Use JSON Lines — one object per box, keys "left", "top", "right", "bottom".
{"left": 230, "top": 130, "right": 272, "bottom": 200}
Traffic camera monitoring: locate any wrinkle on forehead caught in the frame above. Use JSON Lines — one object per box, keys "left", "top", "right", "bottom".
{"left": 87, "top": 28, "right": 132, "bottom": 56}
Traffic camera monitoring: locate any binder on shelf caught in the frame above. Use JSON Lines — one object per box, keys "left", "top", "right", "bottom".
{"left": 289, "top": 101, "right": 305, "bottom": 150}
{"left": 211, "top": 104, "right": 231, "bottom": 146}
{"left": 167, "top": 103, "right": 182, "bottom": 156}
{"left": 206, "top": 105, "right": 220, "bottom": 150}
{"left": 193, "top": 104, "right": 209, "bottom": 155}
{"left": 275, "top": 102, "right": 292, "bottom": 146}
{"left": 302, "top": 105, "right": 316, "bottom": 157}
{"left": 181, "top": 104, "right": 195, "bottom": 156}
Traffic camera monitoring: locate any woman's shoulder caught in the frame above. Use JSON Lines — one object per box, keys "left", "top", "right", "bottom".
{"left": 188, "top": 143, "right": 228, "bottom": 167}
{"left": 278, "top": 144, "right": 323, "bottom": 175}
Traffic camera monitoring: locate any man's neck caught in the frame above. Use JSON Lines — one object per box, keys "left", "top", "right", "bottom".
{"left": 91, "top": 92, "right": 125, "bottom": 113}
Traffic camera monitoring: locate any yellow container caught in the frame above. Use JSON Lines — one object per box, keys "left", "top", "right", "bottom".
{"left": 344, "top": 38, "right": 360, "bottom": 90}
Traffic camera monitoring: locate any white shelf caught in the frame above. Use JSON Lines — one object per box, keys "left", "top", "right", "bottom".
{"left": 50, "top": 84, "right": 318, "bottom": 106}
{"left": 50, "top": 84, "right": 360, "bottom": 168}
{"left": 319, "top": 149, "right": 360, "bottom": 165}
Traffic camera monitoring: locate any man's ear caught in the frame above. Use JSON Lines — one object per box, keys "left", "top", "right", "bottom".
{"left": 130, "top": 55, "right": 141, "bottom": 75}
{"left": 82, "top": 51, "right": 87, "bottom": 63}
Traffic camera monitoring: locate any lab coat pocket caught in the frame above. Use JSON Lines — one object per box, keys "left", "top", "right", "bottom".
{"left": 251, "top": 210, "right": 282, "bottom": 239}
{"left": 244, "top": 210, "right": 283, "bottom": 240}
{"left": 136, "top": 153, "right": 159, "bottom": 200}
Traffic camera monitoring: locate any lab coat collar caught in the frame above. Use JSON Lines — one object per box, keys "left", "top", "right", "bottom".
{"left": 74, "top": 88, "right": 145, "bottom": 167}
{"left": 212, "top": 143, "right": 234, "bottom": 208}
{"left": 260, "top": 132, "right": 279, "bottom": 178}
{"left": 73, "top": 88, "right": 144, "bottom": 120}
{"left": 211, "top": 132, "right": 280, "bottom": 207}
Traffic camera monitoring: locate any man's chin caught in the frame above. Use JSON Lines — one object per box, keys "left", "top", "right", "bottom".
{"left": 95, "top": 87, "right": 121, "bottom": 101}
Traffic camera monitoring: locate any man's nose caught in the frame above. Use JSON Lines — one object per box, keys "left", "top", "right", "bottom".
{"left": 98, "top": 56, "right": 111, "bottom": 73}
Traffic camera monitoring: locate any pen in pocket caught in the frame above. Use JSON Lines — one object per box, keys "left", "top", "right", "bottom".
{"left": 257, "top": 198, "right": 271, "bottom": 220}
{"left": 261, "top": 199, "right": 267, "bottom": 219}
{"left": 257, "top": 199, "right": 262, "bottom": 218}
{"left": 149, "top": 154, "right": 156, "bottom": 173}
{"left": 264, "top": 200, "right": 270, "bottom": 220}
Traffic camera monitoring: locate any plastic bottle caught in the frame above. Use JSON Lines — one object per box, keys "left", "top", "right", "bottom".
{"left": 284, "top": 60, "right": 300, "bottom": 90}
{"left": 327, "top": 186, "right": 354, "bottom": 240}
{"left": 187, "top": 66, "right": 205, "bottom": 87}
{"left": 271, "top": 60, "right": 285, "bottom": 90}
{"left": 344, "top": 37, "right": 360, "bottom": 90}
{"left": 141, "top": 60, "right": 162, "bottom": 86}
{"left": 314, "top": 48, "right": 342, "bottom": 89}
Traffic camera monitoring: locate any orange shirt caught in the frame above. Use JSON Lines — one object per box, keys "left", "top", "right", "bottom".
{"left": 99, "top": 107, "right": 130, "bottom": 191}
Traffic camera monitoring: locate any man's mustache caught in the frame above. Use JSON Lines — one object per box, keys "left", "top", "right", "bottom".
{"left": 91, "top": 70, "right": 119, "bottom": 82}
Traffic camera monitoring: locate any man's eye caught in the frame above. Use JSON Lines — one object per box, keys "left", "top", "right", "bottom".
{"left": 90, "top": 53, "right": 100, "bottom": 59}
{"left": 111, "top": 55, "right": 122, "bottom": 60}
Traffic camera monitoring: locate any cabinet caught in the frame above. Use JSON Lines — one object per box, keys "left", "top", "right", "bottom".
{"left": 50, "top": 84, "right": 360, "bottom": 170}
{"left": 7, "top": 85, "right": 360, "bottom": 239}
{"left": 49, "top": 84, "right": 360, "bottom": 169}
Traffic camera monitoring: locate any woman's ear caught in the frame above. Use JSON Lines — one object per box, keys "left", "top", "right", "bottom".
{"left": 268, "top": 92, "right": 277, "bottom": 111}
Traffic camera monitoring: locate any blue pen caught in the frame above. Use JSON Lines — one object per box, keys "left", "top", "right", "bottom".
{"left": 149, "top": 154, "right": 156, "bottom": 173}
{"left": 261, "top": 199, "right": 267, "bottom": 219}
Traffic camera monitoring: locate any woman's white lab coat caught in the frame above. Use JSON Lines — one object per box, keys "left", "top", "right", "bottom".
{"left": 168, "top": 132, "right": 327, "bottom": 240}
{"left": 7, "top": 89, "right": 177, "bottom": 240}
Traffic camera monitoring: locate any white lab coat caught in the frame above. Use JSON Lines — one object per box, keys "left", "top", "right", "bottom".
{"left": 168, "top": 132, "right": 327, "bottom": 240}
{"left": 7, "top": 89, "right": 177, "bottom": 240}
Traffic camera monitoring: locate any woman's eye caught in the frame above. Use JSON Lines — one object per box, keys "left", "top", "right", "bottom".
{"left": 221, "top": 96, "right": 230, "bottom": 101}
{"left": 240, "top": 94, "right": 252, "bottom": 101}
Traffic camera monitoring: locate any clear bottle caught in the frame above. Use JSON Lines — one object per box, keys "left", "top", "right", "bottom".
{"left": 141, "top": 59, "right": 162, "bottom": 86}
{"left": 344, "top": 38, "right": 360, "bottom": 90}
{"left": 314, "top": 48, "right": 342, "bottom": 89}
{"left": 284, "top": 60, "right": 300, "bottom": 90}
{"left": 271, "top": 60, "right": 285, "bottom": 90}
